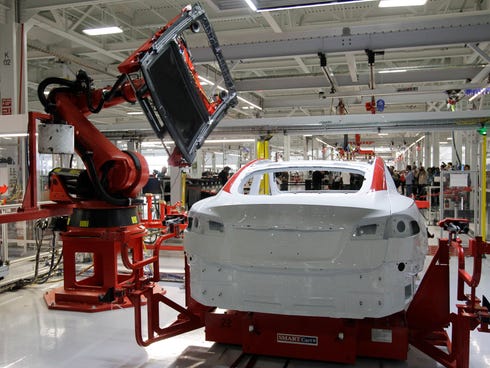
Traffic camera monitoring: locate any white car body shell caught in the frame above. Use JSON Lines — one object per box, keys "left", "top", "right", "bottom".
{"left": 185, "top": 158, "right": 428, "bottom": 319}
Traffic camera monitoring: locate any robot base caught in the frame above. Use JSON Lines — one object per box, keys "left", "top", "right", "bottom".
{"left": 44, "top": 287, "right": 134, "bottom": 312}
{"left": 44, "top": 207, "right": 150, "bottom": 312}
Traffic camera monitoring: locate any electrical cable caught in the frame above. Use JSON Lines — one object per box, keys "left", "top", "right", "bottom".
{"left": 33, "top": 218, "right": 49, "bottom": 281}
{"left": 33, "top": 219, "right": 64, "bottom": 284}
{"left": 37, "top": 77, "right": 76, "bottom": 111}
{"left": 83, "top": 151, "right": 134, "bottom": 206}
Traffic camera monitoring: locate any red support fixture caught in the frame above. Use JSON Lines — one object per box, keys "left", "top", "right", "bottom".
{"left": 127, "top": 257, "right": 210, "bottom": 346}
{"left": 139, "top": 193, "right": 187, "bottom": 251}
{"left": 44, "top": 215, "right": 149, "bottom": 312}
{"left": 406, "top": 218, "right": 489, "bottom": 368}
{"left": 128, "top": 217, "right": 489, "bottom": 367}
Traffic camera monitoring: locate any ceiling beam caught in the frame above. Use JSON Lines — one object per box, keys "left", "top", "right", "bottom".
{"left": 96, "top": 111, "right": 490, "bottom": 135}
{"left": 235, "top": 67, "right": 483, "bottom": 91}
{"left": 19, "top": 0, "right": 124, "bottom": 21}
{"left": 28, "top": 15, "right": 125, "bottom": 62}
{"left": 215, "top": 111, "right": 490, "bottom": 135}
{"left": 189, "top": 13, "right": 490, "bottom": 62}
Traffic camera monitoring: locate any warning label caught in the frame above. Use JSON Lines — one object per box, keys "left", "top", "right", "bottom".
{"left": 1, "top": 98, "right": 12, "bottom": 115}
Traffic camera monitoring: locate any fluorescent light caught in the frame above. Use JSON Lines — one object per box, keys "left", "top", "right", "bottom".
{"left": 206, "top": 139, "right": 255, "bottom": 143}
{"left": 127, "top": 111, "right": 144, "bottom": 115}
{"left": 82, "top": 26, "right": 123, "bottom": 36}
{"left": 251, "top": 0, "right": 373, "bottom": 12}
{"left": 0, "top": 133, "right": 28, "bottom": 138}
{"left": 141, "top": 141, "right": 174, "bottom": 148}
{"left": 378, "top": 69, "right": 407, "bottom": 74}
{"left": 198, "top": 75, "right": 262, "bottom": 110}
{"left": 198, "top": 76, "right": 215, "bottom": 85}
{"left": 243, "top": 0, "right": 257, "bottom": 11}
{"left": 378, "top": 133, "right": 389, "bottom": 136}
{"left": 237, "top": 96, "right": 262, "bottom": 110}
{"left": 379, "top": 0, "right": 427, "bottom": 7}
{"left": 315, "top": 137, "right": 336, "bottom": 148}
{"left": 439, "top": 141, "right": 448, "bottom": 144}
{"left": 447, "top": 137, "right": 453, "bottom": 140}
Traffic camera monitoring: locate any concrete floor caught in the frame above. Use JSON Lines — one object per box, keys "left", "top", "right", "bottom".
{"left": 1, "top": 247, "right": 490, "bottom": 367}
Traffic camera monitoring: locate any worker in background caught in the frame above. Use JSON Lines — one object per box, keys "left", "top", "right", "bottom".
{"left": 391, "top": 168, "right": 401, "bottom": 191}
{"left": 399, "top": 170, "right": 406, "bottom": 195}
{"left": 417, "top": 166, "right": 428, "bottom": 199}
{"left": 218, "top": 166, "right": 231, "bottom": 186}
{"left": 341, "top": 171, "right": 351, "bottom": 190}
{"left": 312, "top": 170, "right": 324, "bottom": 190}
{"left": 405, "top": 165, "right": 414, "bottom": 198}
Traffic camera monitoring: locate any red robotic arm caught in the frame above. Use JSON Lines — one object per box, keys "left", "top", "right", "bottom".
{"left": 40, "top": 73, "right": 148, "bottom": 202}
{"left": 38, "top": 3, "right": 237, "bottom": 205}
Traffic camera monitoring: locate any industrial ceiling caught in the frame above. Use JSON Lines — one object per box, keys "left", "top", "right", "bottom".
{"left": 4, "top": 0, "right": 490, "bottom": 152}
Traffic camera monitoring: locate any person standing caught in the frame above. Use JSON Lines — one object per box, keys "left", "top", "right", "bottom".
{"left": 399, "top": 170, "right": 406, "bottom": 195}
{"left": 312, "top": 170, "right": 324, "bottom": 190}
{"left": 218, "top": 166, "right": 231, "bottom": 186}
{"left": 417, "top": 166, "right": 428, "bottom": 198}
{"left": 405, "top": 165, "right": 414, "bottom": 198}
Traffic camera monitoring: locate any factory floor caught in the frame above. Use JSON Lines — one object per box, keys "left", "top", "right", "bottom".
{"left": 1, "top": 241, "right": 490, "bottom": 368}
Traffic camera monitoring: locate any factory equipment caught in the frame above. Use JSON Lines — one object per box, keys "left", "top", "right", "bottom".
{"left": 0, "top": 3, "right": 487, "bottom": 367}
{"left": 0, "top": 3, "right": 236, "bottom": 310}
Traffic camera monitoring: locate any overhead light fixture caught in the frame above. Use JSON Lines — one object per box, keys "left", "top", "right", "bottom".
{"left": 127, "top": 111, "right": 144, "bottom": 115}
{"left": 198, "top": 76, "right": 262, "bottom": 110}
{"left": 141, "top": 141, "right": 174, "bottom": 148}
{"left": 378, "top": 133, "right": 389, "bottom": 136}
{"left": 82, "top": 26, "right": 123, "bottom": 36}
{"left": 315, "top": 137, "right": 336, "bottom": 148}
{"left": 379, "top": 0, "right": 427, "bottom": 7}
{"left": 198, "top": 76, "right": 215, "bottom": 86}
{"left": 243, "top": 0, "right": 257, "bottom": 11}
{"left": 237, "top": 96, "right": 262, "bottom": 110}
{"left": 244, "top": 0, "right": 374, "bottom": 12}
{"left": 378, "top": 69, "right": 407, "bottom": 74}
{"left": 439, "top": 141, "right": 448, "bottom": 144}
{"left": 0, "top": 133, "right": 28, "bottom": 138}
{"left": 206, "top": 139, "right": 255, "bottom": 143}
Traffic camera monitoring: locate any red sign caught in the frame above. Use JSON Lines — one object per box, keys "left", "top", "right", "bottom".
{"left": 1, "top": 98, "right": 12, "bottom": 115}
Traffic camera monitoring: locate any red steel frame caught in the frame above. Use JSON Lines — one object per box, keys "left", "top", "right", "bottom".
{"left": 128, "top": 218, "right": 489, "bottom": 367}
{"left": 140, "top": 193, "right": 187, "bottom": 251}
{"left": 44, "top": 222, "right": 148, "bottom": 312}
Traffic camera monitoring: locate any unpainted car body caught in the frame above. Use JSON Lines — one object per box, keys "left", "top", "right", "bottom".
{"left": 185, "top": 158, "right": 428, "bottom": 319}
